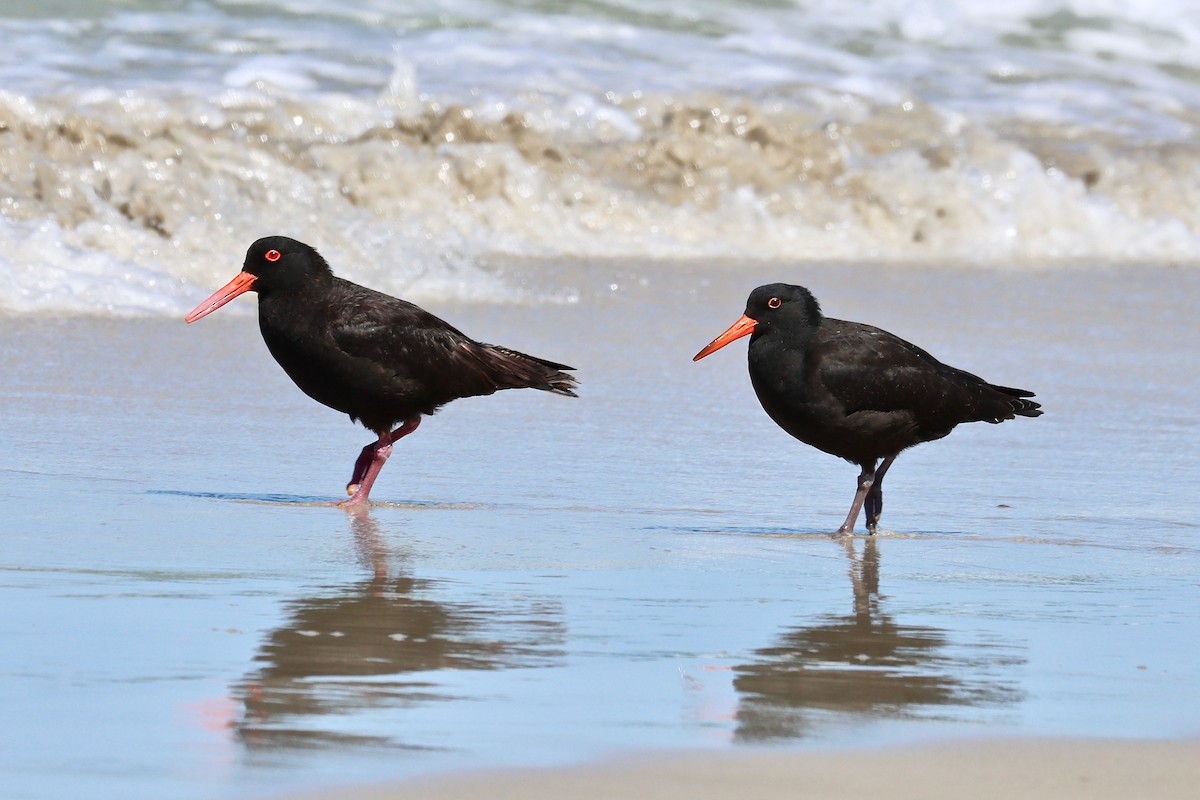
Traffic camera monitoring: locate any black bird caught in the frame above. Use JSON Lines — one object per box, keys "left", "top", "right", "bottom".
{"left": 185, "top": 236, "right": 578, "bottom": 505}
{"left": 693, "top": 283, "right": 1041, "bottom": 534}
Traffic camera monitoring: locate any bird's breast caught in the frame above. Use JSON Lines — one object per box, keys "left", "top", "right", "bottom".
{"left": 746, "top": 341, "right": 912, "bottom": 463}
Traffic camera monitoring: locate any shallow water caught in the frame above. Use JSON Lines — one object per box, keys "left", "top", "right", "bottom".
{"left": 1, "top": 262, "right": 1197, "bottom": 800}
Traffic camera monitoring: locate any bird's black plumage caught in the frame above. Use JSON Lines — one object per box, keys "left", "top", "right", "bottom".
{"left": 186, "top": 236, "right": 577, "bottom": 505}
{"left": 694, "top": 283, "right": 1040, "bottom": 534}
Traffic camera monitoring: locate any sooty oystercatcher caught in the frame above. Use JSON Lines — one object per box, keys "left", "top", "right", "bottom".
{"left": 693, "top": 283, "right": 1041, "bottom": 534}
{"left": 186, "top": 236, "right": 578, "bottom": 506}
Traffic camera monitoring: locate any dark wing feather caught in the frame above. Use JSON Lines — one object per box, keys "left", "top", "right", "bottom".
{"left": 328, "top": 279, "right": 576, "bottom": 408}
{"left": 817, "top": 320, "right": 1027, "bottom": 428}
{"left": 329, "top": 287, "right": 499, "bottom": 399}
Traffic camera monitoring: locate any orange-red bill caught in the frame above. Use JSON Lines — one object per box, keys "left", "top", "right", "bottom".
{"left": 692, "top": 314, "right": 758, "bottom": 361}
{"left": 184, "top": 271, "right": 258, "bottom": 323}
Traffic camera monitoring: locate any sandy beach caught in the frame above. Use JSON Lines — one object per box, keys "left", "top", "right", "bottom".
{"left": 286, "top": 738, "right": 1200, "bottom": 800}
{"left": 3, "top": 260, "right": 1198, "bottom": 800}
{"left": 4, "top": 3, "right": 1200, "bottom": 798}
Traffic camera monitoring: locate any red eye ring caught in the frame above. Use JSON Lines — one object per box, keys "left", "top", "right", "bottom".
{"left": 767, "top": 296, "right": 782, "bottom": 309}
{"left": 265, "top": 249, "right": 281, "bottom": 262}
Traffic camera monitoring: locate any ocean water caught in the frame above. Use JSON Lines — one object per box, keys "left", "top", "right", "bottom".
{"left": 2, "top": 0, "right": 1199, "bottom": 315}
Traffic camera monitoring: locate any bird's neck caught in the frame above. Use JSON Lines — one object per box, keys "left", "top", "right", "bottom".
{"left": 748, "top": 326, "right": 818, "bottom": 386}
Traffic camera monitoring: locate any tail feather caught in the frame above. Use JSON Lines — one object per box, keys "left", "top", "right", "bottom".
{"left": 544, "top": 376, "right": 579, "bottom": 397}
{"left": 989, "top": 384, "right": 1042, "bottom": 419}
{"left": 536, "top": 365, "right": 579, "bottom": 397}
{"left": 991, "top": 384, "right": 1037, "bottom": 399}
{"left": 487, "top": 345, "right": 579, "bottom": 397}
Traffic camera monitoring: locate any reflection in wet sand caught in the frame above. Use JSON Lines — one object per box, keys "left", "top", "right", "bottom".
{"left": 734, "top": 538, "right": 1024, "bottom": 741}
{"left": 235, "top": 511, "right": 565, "bottom": 750}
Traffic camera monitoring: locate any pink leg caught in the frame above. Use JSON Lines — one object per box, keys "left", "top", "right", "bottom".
{"left": 346, "top": 443, "right": 378, "bottom": 493}
{"left": 836, "top": 462, "right": 877, "bottom": 536}
{"left": 342, "top": 416, "right": 421, "bottom": 506}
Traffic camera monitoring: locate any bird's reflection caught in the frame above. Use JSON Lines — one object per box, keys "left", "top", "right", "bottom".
{"left": 234, "top": 510, "right": 565, "bottom": 750}
{"left": 733, "top": 537, "right": 1023, "bottom": 741}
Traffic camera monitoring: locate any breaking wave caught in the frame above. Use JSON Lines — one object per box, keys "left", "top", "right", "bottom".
{"left": 1, "top": 0, "right": 1198, "bottom": 314}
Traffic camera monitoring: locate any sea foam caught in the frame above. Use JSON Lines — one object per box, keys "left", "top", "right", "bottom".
{"left": 0, "top": 0, "right": 1198, "bottom": 315}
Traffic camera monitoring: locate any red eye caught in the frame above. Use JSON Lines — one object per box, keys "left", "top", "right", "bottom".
{"left": 767, "top": 296, "right": 782, "bottom": 309}
{"left": 265, "top": 249, "right": 281, "bottom": 262}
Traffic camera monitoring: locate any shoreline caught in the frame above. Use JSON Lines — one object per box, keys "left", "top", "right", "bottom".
{"left": 285, "top": 737, "right": 1200, "bottom": 800}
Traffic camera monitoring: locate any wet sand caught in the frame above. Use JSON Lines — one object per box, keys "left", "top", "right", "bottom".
{"left": 287, "top": 738, "right": 1200, "bottom": 800}
{"left": 1, "top": 261, "right": 1198, "bottom": 800}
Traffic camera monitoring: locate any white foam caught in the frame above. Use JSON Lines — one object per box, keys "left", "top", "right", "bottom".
{"left": 1, "top": 1, "right": 1199, "bottom": 316}
{"left": 224, "top": 57, "right": 321, "bottom": 93}
{"left": 0, "top": 218, "right": 192, "bottom": 316}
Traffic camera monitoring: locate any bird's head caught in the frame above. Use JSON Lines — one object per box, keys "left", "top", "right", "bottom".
{"left": 185, "top": 236, "right": 332, "bottom": 323}
{"left": 692, "top": 283, "right": 822, "bottom": 360}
